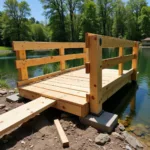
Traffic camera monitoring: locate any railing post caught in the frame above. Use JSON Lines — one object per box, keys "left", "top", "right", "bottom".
{"left": 118, "top": 47, "right": 123, "bottom": 75}
{"left": 16, "top": 50, "right": 28, "bottom": 81}
{"left": 88, "top": 35, "right": 102, "bottom": 114}
{"left": 59, "top": 48, "right": 65, "bottom": 70}
{"left": 131, "top": 42, "right": 138, "bottom": 81}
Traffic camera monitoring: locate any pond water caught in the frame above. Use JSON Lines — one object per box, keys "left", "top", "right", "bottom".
{"left": 0, "top": 48, "right": 150, "bottom": 144}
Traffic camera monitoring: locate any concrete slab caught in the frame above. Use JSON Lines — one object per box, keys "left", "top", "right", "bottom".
{"left": 80, "top": 111, "right": 118, "bottom": 133}
{"left": 6, "top": 93, "right": 22, "bottom": 103}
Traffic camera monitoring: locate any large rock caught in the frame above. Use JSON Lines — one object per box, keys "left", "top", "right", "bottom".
{"left": 95, "top": 133, "right": 110, "bottom": 145}
{"left": 122, "top": 131, "right": 143, "bottom": 149}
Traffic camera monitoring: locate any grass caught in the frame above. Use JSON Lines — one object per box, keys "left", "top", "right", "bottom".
{"left": 0, "top": 79, "right": 9, "bottom": 89}
{"left": 0, "top": 46, "right": 12, "bottom": 51}
{"left": 43, "top": 63, "right": 60, "bottom": 74}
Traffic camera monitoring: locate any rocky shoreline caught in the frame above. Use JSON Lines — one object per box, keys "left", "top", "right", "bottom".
{"left": 0, "top": 88, "right": 149, "bottom": 150}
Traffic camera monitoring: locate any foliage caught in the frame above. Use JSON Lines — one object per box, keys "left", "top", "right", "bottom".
{"left": 43, "top": 63, "right": 60, "bottom": 74}
{"left": 0, "top": 0, "right": 150, "bottom": 46}
{"left": 0, "top": 79, "right": 9, "bottom": 89}
{"left": 0, "top": 46, "right": 12, "bottom": 50}
{"left": 138, "top": 6, "right": 150, "bottom": 38}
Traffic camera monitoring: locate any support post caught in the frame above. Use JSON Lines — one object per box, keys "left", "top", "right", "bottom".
{"left": 88, "top": 35, "right": 102, "bottom": 114}
{"left": 118, "top": 47, "right": 123, "bottom": 75}
{"left": 16, "top": 50, "right": 28, "bottom": 81}
{"left": 131, "top": 42, "right": 138, "bottom": 81}
{"left": 59, "top": 48, "right": 65, "bottom": 70}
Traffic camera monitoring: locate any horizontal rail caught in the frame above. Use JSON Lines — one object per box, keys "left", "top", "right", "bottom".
{"left": 17, "top": 65, "right": 85, "bottom": 87}
{"left": 98, "top": 35, "right": 136, "bottom": 48}
{"left": 16, "top": 53, "right": 86, "bottom": 69}
{"left": 13, "top": 42, "right": 86, "bottom": 51}
{"left": 102, "top": 54, "right": 135, "bottom": 69}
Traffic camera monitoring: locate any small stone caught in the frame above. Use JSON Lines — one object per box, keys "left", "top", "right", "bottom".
{"left": 64, "top": 127, "right": 67, "bottom": 131}
{"left": 89, "top": 138, "right": 92, "bottom": 142}
{"left": 27, "top": 137, "right": 31, "bottom": 141}
{"left": 0, "top": 104, "right": 6, "bottom": 109}
{"left": 21, "top": 140, "right": 26, "bottom": 144}
{"left": 112, "top": 132, "right": 124, "bottom": 140}
{"left": 145, "top": 125, "right": 150, "bottom": 129}
{"left": 73, "top": 124, "right": 76, "bottom": 128}
{"left": 9, "top": 90, "right": 15, "bottom": 94}
{"left": 30, "top": 145, "right": 34, "bottom": 148}
{"left": 54, "top": 137, "right": 57, "bottom": 139}
{"left": 0, "top": 94, "right": 2, "bottom": 97}
{"left": 126, "top": 145, "right": 132, "bottom": 150}
{"left": 119, "top": 123, "right": 125, "bottom": 131}
{"left": 95, "top": 133, "right": 110, "bottom": 145}
{"left": 5, "top": 107, "right": 10, "bottom": 112}
{"left": 0, "top": 90, "right": 7, "bottom": 95}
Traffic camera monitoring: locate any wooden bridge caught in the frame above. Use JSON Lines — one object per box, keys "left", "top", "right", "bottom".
{"left": 0, "top": 33, "right": 138, "bottom": 137}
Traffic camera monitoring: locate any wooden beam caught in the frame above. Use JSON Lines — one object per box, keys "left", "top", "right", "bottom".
{"left": 102, "top": 54, "right": 135, "bottom": 69}
{"left": 131, "top": 42, "right": 138, "bottom": 81}
{"left": 118, "top": 47, "right": 123, "bottom": 75}
{"left": 16, "top": 53, "right": 86, "bottom": 69}
{"left": 19, "top": 88, "right": 89, "bottom": 117}
{"left": 13, "top": 42, "right": 85, "bottom": 51}
{"left": 88, "top": 35, "right": 102, "bottom": 114}
{"left": 0, "top": 97, "right": 56, "bottom": 137}
{"left": 17, "top": 65, "right": 85, "bottom": 87}
{"left": 54, "top": 119, "right": 69, "bottom": 148}
{"left": 102, "top": 76, "right": 131, "bottom": 103}
{"left": 16, "top": 50, "right": 28, "bottom": 81}
{"left": 98, "top": 35, "right": 135, "bottom": 48}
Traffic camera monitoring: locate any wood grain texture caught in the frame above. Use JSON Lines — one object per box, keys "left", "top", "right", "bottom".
{"left": 54, "top": 119, "right": 69, "bottom": 147}
{"left": 13, "top": 42, "right": 85, "bottom": 51}
{"left": 0, "top": 97, "right": 56, "bottom": 137}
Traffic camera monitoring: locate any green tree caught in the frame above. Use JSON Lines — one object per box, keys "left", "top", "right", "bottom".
{"left": 97, "top": 0, "right": 114, "bottom": 35}
{"left": 125, "top": 0, "right": 147, "bottom": 40}
{"left": 41, "top": 0, "right": 67, "bottom": 41}
{"left": 31, "top": 23, "right": 49, "bottom": 41}
{"left": 81, "top": 0, "right": 99, "bottom": 40}
{"left": 138, "top": 6, "right": 150, "bottom": 38}
{"left": 2, "top": 0, "right": 31, "bottom": 45}
{"left": 112, "top": 0, "right": 126, "bottom": 38}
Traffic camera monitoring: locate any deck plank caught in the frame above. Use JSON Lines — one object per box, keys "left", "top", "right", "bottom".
{"left": 21, "top": 86, "right": 87, "bottom": 106}
{"left": 33, "top": 83, "right": 87, "bottom": 97}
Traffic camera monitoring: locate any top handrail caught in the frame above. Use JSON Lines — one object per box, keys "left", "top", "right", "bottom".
{"left": 86, "top": 33, "right": 137, "bottom": 48}
{"left": 13, "top": 41, "right": 86, "bottom": 51}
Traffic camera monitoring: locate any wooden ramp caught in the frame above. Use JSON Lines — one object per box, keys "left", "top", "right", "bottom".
{"left": 0, "top": 97, "right": 56, "bottom": 137}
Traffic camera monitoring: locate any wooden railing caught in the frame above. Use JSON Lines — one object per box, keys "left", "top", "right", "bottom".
{"left": 13, "top": 42, "right": 88, "bottom": 87}
{"left": 85, "top": 33, "right": 138, "bottom": 114}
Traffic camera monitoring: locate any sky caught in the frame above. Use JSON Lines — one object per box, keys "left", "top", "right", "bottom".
{"left": 0, "top": 0, "right": 150, "bottom": 22}
{"left": 0, "top": 0, "right": 45, "bottom": 21}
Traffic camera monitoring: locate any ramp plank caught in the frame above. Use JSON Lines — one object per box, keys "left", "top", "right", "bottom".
{"left": 0, "top": 97, "right": 56, "bottom": 137}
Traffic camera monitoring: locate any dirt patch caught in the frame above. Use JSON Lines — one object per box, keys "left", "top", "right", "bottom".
{"left": 0, "top": 90, "right": 148, "bottom": 150}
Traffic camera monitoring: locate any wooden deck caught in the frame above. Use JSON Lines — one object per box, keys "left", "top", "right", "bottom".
{"left": 12, "top": 33, "right": 138, "bottom": 117}
{"left": 19, "top": 68, "right": 133, "bottom": 117}
{"left": 0, "top": 33, "right": 139, "bottom": 137}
